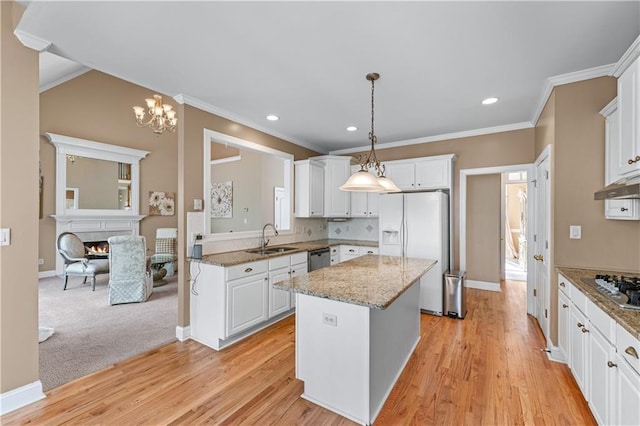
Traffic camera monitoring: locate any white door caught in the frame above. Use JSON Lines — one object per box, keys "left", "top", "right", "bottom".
{"left": 533, "top": 153, "right": 550, "bottom": 341}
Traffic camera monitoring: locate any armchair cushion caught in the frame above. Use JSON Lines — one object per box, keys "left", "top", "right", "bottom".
{"left": 155, "top": 237, "right": 176, "bottom": 254}
{"left": 65, "top": 258, "right": 109, "bottom": 275}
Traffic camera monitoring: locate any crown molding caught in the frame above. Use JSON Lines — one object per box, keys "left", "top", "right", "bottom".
{"left": 173, "top": 93, "right": 328, "bottom": 154}
{"left": 530, "top": 63, "right": 615, "bottom": 126}
{"left": 40, "top": 66, "right": 91, "bottom": 93}
{"left": 13, "top": 29, "right": 51, "bottom": 52}
{"left": 599, "top": 97, "right": 618, "bottom": 118}
{"left": 330, "top": 122, "right": 533, "bottom": 155}
{"left": 610, "top": 35, "right": 640, "bottom": 77}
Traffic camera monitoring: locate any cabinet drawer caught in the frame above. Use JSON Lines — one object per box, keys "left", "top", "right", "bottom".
{"left": 290, "top": 251, "right": 307, "bottom": 265}
{"left": 340, "top": 245, "right": 360, "bottom": 256}
{"left": 359, "top": 246, "right": 378, "bottom": 255}
{"left": 226, "top": 260, "right": 268, "bottom": 281}
{"left": 291, "top": 261, "right": 307, "bottom": 275}
{"left": 269, "top": 255, "right": 290, "bottom": 270}
{"left": 617, "top": 324, "right": 640, "bottom": 374}
{"left": 329, "top": 246, "right": 339, "bottom": 255}
{"left": 587, "top": 299, "right": 616, "bottom": 344}
{"left": 557, "top": 273, "right": 570, "bottom": 297}
{"left": 570, "top": 282, "right": 588, "bottom": 315}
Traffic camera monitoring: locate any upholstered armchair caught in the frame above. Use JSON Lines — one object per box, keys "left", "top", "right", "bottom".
{"left": 56, "top": 232, "right": 109, "bottom": 291}
{"left": 150, "top": 228, "right": 178, "bottom": 279}
{"left": 107, "top": 236, "right": 153, "bottom": 305}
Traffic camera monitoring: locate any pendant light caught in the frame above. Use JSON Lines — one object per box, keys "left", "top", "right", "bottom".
{"left": 339, "top": 73, "right": 400, "bottom": 193}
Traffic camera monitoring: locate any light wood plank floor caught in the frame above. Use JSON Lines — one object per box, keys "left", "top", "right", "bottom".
{"left": 2, "top": 280, "right": 595, "bottom": 425}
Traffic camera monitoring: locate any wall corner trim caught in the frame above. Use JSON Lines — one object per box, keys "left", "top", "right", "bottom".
{"left": 176, "top": 325, "right": 191, "bottom": 341}
{"left": 464, "top": 280, "right": 501, "bottom": 292}
{"left": 0, "top": 380, "right": 45, "bottom": 416}
{"left": 13, "top": 29, "right": 51, "bottom": 52}
{"left": 610, "top": 34, "right": 640, "bottom": 77}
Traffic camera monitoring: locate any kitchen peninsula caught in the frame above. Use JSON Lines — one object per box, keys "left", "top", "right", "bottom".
{"left": 274, "top": 254, "right": 436, "bottom": 425}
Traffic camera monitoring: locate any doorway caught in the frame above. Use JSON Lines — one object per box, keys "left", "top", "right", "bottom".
{"left": 502, "top": 171, "right": 528, "bottom": 282}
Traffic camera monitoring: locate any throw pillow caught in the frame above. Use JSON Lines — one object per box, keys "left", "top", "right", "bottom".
{"left": 156, "top": 238, "right": 176, "bottom": 254}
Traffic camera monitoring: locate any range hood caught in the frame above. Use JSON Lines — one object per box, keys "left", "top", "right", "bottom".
{"left": 594, "top": 177, "right": 640, "bottom": 200}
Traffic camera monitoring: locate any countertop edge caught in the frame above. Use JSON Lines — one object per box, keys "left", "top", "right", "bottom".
{"left": 556, "top": 267, "right": 640, "bottom": 341}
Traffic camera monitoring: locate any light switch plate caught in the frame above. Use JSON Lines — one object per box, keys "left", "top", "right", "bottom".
{"left": 0, "top": 228, "right": 10, "bottom": 246}
{"left": 193, "top": 199, "right": 203, "bottom": 210}
{"left": 569, "top": 225, "right": 581, "bottom": 239}
{"left": 322, "top": 312, "right": 337, "bottom": 327}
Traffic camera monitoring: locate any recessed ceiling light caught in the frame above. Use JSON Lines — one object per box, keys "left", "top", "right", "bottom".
{"left": 482, "top": 97, "right": 499, "bottom": 105}
{"left": 266, "top": 114, "right": 279, "bottom": 121}
{"left": 346, "top": 126, "right": 358, "bottom": 132}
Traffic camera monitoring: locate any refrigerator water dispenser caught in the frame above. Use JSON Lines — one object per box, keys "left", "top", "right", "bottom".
{"left": 381, "top": 229, "right": 400, "bottom": 245}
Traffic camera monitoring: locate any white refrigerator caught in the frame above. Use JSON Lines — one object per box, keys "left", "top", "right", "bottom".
{"left": 378, "top": 191, "right": 449, "bottom": 315}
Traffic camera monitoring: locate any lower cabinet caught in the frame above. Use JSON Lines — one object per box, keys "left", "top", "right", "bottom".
{"left": 588, "top": 326, "right": 616, "bottom": 425}
{"left": 615, "top": 350, "right": 640, "bottom": 426}
{"left": 569, "top": 304, "right": 589, "bottom": 398}
{"left": 227, "top": 273, "right": 269, "bottom": 336}
{"left": 558, "top": 288, "right": 571, "bottom": 361}
{"left": 340, "top": 245, "right": 361, "bottom": 263}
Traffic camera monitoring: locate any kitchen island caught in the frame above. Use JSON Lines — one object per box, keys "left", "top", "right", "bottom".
{"left": 273, "top": 254, "right": 436, "bottom": 425}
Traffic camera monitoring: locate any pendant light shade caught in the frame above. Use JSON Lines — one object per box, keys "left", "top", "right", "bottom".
{"left": 339, "top": 169, "right": 384, "bottom": 192}
{"left": 340, "top": 72, "right": 399, "bottom": 193}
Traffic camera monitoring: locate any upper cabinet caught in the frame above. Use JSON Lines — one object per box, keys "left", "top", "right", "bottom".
{"left": 294, "top": 159, "right": 324, "bottom": 218}
{"left": 317, "top": 156, "right": 351, "bottom": 218}
{"left": 601, "top": 98, "right": 640, "bottom": 220}
{"left": 350, "top": 165, "right": 380, "bottom": 217}
{"left": 617, "top": 56, "right": 640, "bottom": 178}
{"left": 385, "top": 155, "right": 454, "bottom": 191}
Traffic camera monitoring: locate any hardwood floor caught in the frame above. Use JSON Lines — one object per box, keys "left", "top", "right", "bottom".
{"left": 2, "top": 280, "right": 595, "bottom": 425}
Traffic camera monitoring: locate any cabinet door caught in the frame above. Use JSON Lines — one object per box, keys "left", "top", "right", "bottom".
{"left": 290, "top": 261, "right": 308, "bottom": 308}
{"left": 588, "top": 327, "right": 615, "bottom": 426}
{"left": 310, "top": 163, "right": 325, "bottom": 217}
{"left": 569, "top": 306, "right": 589, "bottom": 398}
{"left": 385, "top": 163, "right": 415, "bottom": 190}
{"left": 615, "top": 353, "right": 640, "bottom": 426}
{"left": 618, "top": 57, "right": 640, "bottom": 177}
{"left": 558, "top": 290, "right": 570, "bottom": 361}
{"left": 340, "top": 245, "right": 360, "bottom": 262}
{"left": 226, "top": 273, "right": 268, "bottom": 337}
{"left": 415, "top": 158, "right": 451, "bottom": 189}
{"left": 350, "top": 166, "right": 369, "bottom": 217}
{"left": 605, "top": 199, "right": 640, "bottom": 220}
{"left": 367, "top": 191, "right": 380, "bottom": 217}
{"left": 269, "top": 267, "right": 291, "bottom": 318}
{"left": 330, "top": 245, "right": 340, "bottom": 265}
{"left": 324, "top": 159, "right": 351, "bottom": 217}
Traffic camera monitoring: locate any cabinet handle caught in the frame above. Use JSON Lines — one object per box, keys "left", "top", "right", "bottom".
{"left": 292, "top": 270, "right": 295, "bottom": 274}
{"left": 369, "top": 212, "right": 372, "bottom": 215}
{"left": 562, "top": 304, "right": 568, "bottom": 308}
{"left": 559, "top": 282, "right": 565, "bottom": 287}
{"left": 245, "top": 267, "right": 253, "bottom": 273}
{"left": 411, "top": 183, "right": 414, "bottom": 187}
{"left": 621, "top": 207, "right": 629, "bottom": 212}
{"left": 627, "top": 155, "right": 640, "bottom": 165}
{"left": 581, "top": 327, "right": 589, "bottom": 333}
{"left": 533, "top": 254, "right": 544, "bottom": 262}
{"left": 417, "top": 183, "right": 421, "bottom": 186}
{"left": 607, "top": 361, "right": 617, "bottom": 368}
{"left": 367, "top": 251, "right": 374, "bottom": 254}
{"left": 625, "top": 346, "right": 639, "bottom": 359}
{"left": 577, "top": 322, "right": 584, "bottom": 328}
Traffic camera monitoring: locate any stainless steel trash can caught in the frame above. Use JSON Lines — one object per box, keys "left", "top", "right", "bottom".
{"left": 444, "top": 271, "right": 466, "bottom": 319}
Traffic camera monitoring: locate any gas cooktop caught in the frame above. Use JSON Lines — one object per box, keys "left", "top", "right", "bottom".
{"left": 581, "top": 275, "right": 640, "bottom": 311}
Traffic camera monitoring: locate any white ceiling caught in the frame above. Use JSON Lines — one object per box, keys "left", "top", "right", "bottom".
{"left": 16, "top": 1, "right": 640, "bottom": 154}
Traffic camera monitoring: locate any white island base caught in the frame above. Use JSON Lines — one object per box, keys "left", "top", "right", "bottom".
{"left": 295, "top": 282, "right": 420, "bottom": 425}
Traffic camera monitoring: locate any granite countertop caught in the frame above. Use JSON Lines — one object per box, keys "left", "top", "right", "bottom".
{"left": 273, "top": 254, "right": 436, "bottom": 310}
{"left": 556, "top": 267, "right": 640, "bottom": 340}
{"left": 198, "top": 239, "right": 378, "bottom": 267}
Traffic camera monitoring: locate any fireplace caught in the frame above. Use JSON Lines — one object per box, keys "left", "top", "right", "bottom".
{"left": 83, "top": 240, "right": 110, "bottom": 259}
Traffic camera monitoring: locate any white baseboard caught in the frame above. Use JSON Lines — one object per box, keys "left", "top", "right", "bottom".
{"left": 465, "top": 280, "right": 501, "bottom": 292}
{"left": 176, "top": 325, "right": 191, "bottom": 341}
{"left": 0, "top": 380, "right": 45, "bottom": 416}
{"left": 546, "top": 345, "right": 567, "bottom": 363}
{"left": 38, "top": 270, "right": 56, "bottom": 279}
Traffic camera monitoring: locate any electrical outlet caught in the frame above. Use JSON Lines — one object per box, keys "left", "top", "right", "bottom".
{"left": 0, "top": 228, "right": 10, "bottom": 246}
{"left": 322, "top": 312, "right": 337, "bottom": 327}
{"left": 38, "top": 258, "right": 44, "bottom": 265}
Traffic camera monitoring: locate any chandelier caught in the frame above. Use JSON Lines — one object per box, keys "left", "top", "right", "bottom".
{"left": 133, "top": 95, "right": 177, "bottom": 135}
{"left": 339, "top": 73, "right": 400, "bottom": 192}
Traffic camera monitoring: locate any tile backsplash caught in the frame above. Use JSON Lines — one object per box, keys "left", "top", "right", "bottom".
{"left": 328, "top": 218, "right": 378, "bottom": 242}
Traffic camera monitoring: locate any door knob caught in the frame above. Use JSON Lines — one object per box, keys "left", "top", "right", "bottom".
{"left": 533, "top": 254, "right": 544, "bottom": 262}
{"left": 607, "top": 361, "right": 617, "bottom": 368}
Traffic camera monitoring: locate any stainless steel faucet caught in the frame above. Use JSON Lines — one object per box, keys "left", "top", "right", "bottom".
{"left": 261, "top": 223, "right": 278, "bottom": 249}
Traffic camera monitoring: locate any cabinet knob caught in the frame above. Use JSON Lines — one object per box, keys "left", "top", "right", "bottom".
{"left": 559, "top": 282, "right": 565, "bottom": 287}
{"left": 625, "top": 346, "right": 639, "bottom": 359}
{"left": 244, "top": 267, "right": 253, "bottom": 273}
{"left": 417, "top": 183, "right": 421, "bottom": 186}
{"left": 621, "top": 207, "right": 629, "bottom": 212}
{"left": 533, "top": 254, "right": 544, "bottom": 262}
{"left": 349, "top": 249, "right": 355, "bottom": 252}
{"left": 627, "top": 155, "right": 640, "bottom": 165}
{"left": 367, "top": 251, "right": 373, "bottom": 254}
{"left": 581, "top": 327, "right": 589, "bottom": 334}
{"left": 369, "top": 212, "right": 372, "bottom": 215}
{"left": 411, "top": 183, "right": 414, "bottom": 187}
{"left": 607, "top": 361, "right": 617, "bottom": 368}
{"left": 577, "top": 322, "right": 584, "bottom": 328}
{"left": 562, "top": 304, "right": 568, "bottom": 308}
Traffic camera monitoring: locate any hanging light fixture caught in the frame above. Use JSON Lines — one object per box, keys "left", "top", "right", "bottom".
{"left": 339, "top": 73, "right": 400, "bottom": 193}
{"left": 133, "top": 94, "right": 178, "bottom": 135}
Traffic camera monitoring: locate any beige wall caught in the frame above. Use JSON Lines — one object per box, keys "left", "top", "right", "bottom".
{"left": 357, "top": 128, "right": 536, "bottom": 270}
{"left": 466, "top": 174, "right": 501, "bottom": 283}
{"left": 39, "top": 70, "right": 180, "bottom": 271}
{"left": 0, "top": 1, "right": 40, "bottom": 393}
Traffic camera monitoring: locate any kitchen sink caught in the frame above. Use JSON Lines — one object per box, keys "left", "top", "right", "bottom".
{"left": 245, "top": 246, "right": 297, "bottom": 255}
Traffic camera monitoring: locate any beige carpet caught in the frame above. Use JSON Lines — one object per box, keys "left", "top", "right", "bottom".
{"left": 38, "top": 274, "right": 178, "bottom": 391}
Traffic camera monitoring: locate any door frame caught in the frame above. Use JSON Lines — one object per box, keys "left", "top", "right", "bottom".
{"left": 459, "top": 163, "right": 535, "bottom": 309}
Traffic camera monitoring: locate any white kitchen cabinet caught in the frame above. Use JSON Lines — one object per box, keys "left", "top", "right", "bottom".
{"left": 385, "top": 155, "right": 454, "bottom": 190}
{"left": 340, "top": 245, "right": 360, "bottom": 262}
{"left": 569, "top": 303, "right": 589, "bottom": 399}
{"left": 329, "top": 245, "right": 339, "bottom": 266}
{"left": 614, "top": 350, "right": 640, "bottom": 426}
{"left": 617, "top": 56, "right": 640, "bottom": 178}
{"left": 359, "top": 246, "right": 378, "bottom": 256}
{"left": 289, "top": 252, "right": 308, "bottom": 308}
{"left": 350, "top": 165, "right": 380, "bottom": 217}
{"left": 318, "top": 156, "right": 351, "bottom": 218}
{"left": 227, "top": 272, "right": 269, "bottom": 336}
{"left": 294, "top": 159, "right": 324, "bottom": 218}
{"left": 268, "top": 256, "right": 292, "bottom": 318}
{"left": 588, "top": 324, "right": 616, "bottom": 426}
{"left": 558, "top": 283, "right": 571, "bottom": 362}
{"left": 600, "top": 98, "right": 640, "bottom": 220}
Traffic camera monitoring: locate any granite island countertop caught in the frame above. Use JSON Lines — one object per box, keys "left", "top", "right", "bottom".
{"left": 197, "top": 239, "right": 378, "bottom": 267}
{"left": 273, "top": 254, "right": 436, "bottom": 310}
{"left": 556, "top": 267, "right": 640, "bottom": 340}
